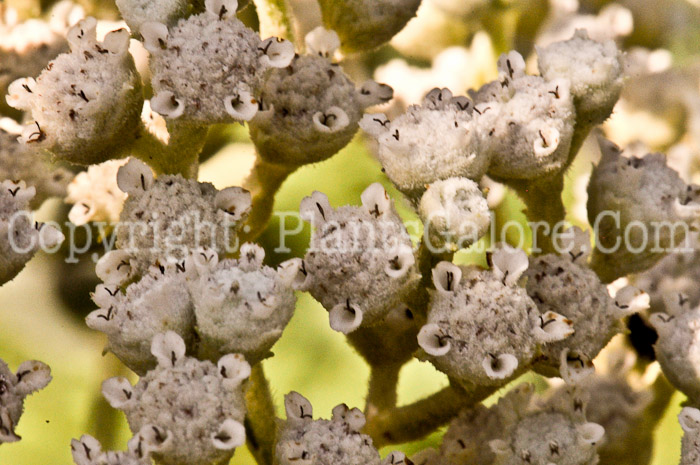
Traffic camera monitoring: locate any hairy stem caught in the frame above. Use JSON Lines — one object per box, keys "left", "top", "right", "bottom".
{"left": 252, "top": 0, "right": 295, "bottom": 41}
{"left": 130, "top": 121, "right": 209, "bottom": 179}
{"left": 365, "top": 363, "right": 402, "bottom": 415}
{"left": 363, "top": 383, "right": 497, "bottom": 448}
{"left": 245, "top": 364, "right": 278, "bottom": 465}
{"left": 240, "top": 157, "right": 297, "bottom": 242}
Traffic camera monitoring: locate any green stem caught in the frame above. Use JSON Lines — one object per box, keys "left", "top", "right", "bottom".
{"left": 245, "top": 364, "right": 278, "bottom": 465}
{"left": 240, "top": 157, "right": 296, "bottom": 242}
{"left": 130, "top": 121, "right": 209, "bottom": 179}
{"left": 252, "top": 0, "right": 295, "bottom": 41}
{"left": 363, "top": 383, "right": 497, "bottom": 448}
{"left": 88, "top": 356, "right": 129, "bottom": 451}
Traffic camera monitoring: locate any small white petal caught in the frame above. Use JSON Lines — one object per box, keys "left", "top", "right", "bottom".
{"left": 117, "top": 158, "right": 154, "bottom": 195}
{"left": 329, "top": 300, "right": 363, "bottom": 333}
{"left": 14, "top": 361, "right": 51, "bottom": 394}
{"left": 305, "top": 26, "right": 340, "bottom": 58}
{"left": 382, "top": 451, "right": 407, "bottom": 465}
{"left": 95, "top": 250, "right": 133, "bottom": 285}
{"left": 577, "top": 422, "right": 605, "bottom": 445}
{"left": 450, "top": 96, "right": 473, "bottom": 113}
{"left": 6, "top": 77, "right": 36, "bottom": 110}
{"left": 130, "top": 424, "right": 171, "bottom": 456}
{"left": 312, "top": 106, "right": 349, "bottom": 133}
{"left": 102, "top": 28, "right": 130, "bottom": 55}
{"left": 151, "top": 331, "right": 186, "bottom": 366}
{"left": 533, "top": 311, "right": 574, "bottom": 343}
{"left": 361, "top": 183, "right": 391, "bottom": 217}
{"left": 215, "top": 186, "right": 252, "bottom": 221}
{"left": 560, "top": 350, "right": 594, "bottom": 385}
{"left": 186, "top": 247, "right": 219, "bottom": 274}
{"left": 417, "top": 323, "right": 451, "bottom": 356}
{"left": 649, "top": 312, "right": 675, "bottom": 329}
{"left": 279, "top": 440, "right": 313, "bottom": 465}
{"left": 384, "top": 247, "right": 415, "bottom": 279}
{"left": 67, "top": 17, "right": 97, "bottom": 50}
{"left": 86, "top": 308, "right": 114, "bottom": 332}
{"left": 259, "top": 37, "right": 295, "bottom": 68}
{"left": 331, "top": 403, "right": 349, "bottom": 421}
{"left": 224, "top": 90, "right": 259, "bottom": 121}
{"left": 212, "top": 419, "right": 246, "bottom": 450}
{"left": 613, "top": 286, "right": 650, "bottom": 316}
{"left": 424, "top": 87, "right": 453, "bottom": 108}
{"left": 491, "top": 244, "right": 528, "bottom": 286}
{"left": 239, "top": 242, "right": 265, "bottom": 271}
{"left": 679, "top": 407, "right": 700, "bottom": 433}
{"left": 205, "top": 0, "right": 238, "bottom": 19}
{"left": 432, "top": 261, "right": 461, "bottom": 293}
{"left": 140, "top": 21, "right": 169, "bottom": 54}
{"left": 278, "top": 258, "right": 309, "bottom": 290}
{"left": 19, "top": 121, "right": 46, "bottom": 144}
{"left": 71, "top": 435, "right": 102, "bottom": 465}
{"left": 359, "top": 113, "right": 391, "bottom": 138}
{"left": 68, "top": 200, "right": 95, "bottom": 226}
{"left": 91, "top": 284, "right": 119, "bottom": 308}
{"left": 533, "top": 126, "right": 561, "bottom": 157}
{"left": 151, "top": 91, "right": 185, "bottom": 119}
{"left": 2, "top": 180, "right": 35, "bottom": 204}
{"left": 344, "top": 407, "right": 366, "bottom": 432}
{"left": 217, "top": 353, "right": 251, "bottom": 387}
{"left": 101, "top": 377, "right": 134, "bottom": 409}
{"left": 482, "top": 354, "right": 518, "bottom": 380}
{"left": 357, "top": 80, "right": 394, "bottom": 107}
{"left": 37, "top": 223, "right": 64, "bottom": 248}
{"left": 497, "top": 50, "right": 526, "bottom": 79}
{"left": 300, "top": 191, "right": 331, "bottom": 225}
{"left": 285, "top": 391, "right": 313, "bottom": 422}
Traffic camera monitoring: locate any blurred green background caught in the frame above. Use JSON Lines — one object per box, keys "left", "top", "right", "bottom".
{"left": 0, "top": 132, "right": 686, "bottom": 464}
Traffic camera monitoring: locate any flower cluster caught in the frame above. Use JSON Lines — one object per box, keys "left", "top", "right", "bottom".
{"left": 0, "top": 357, "right": 51, "bottom": 443}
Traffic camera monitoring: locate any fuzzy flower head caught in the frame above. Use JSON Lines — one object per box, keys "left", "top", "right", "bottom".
{"left": 6, "top": 17, "right": 143, "bottom": 165}
{"left": 1, "top": 180, "right": 64, "bottom": 285}
{"left": 525, "top": 228, "right": 648, "bottom": 381}
{"left": 66, "top": 159, "right": 128, "bottom": 226}
{"left": 587, "top": 138, "right": 700, "bottom": 282}
{"left": 417, "top": 246, "right": 574, "bottom": 388}
{"left": 419, "top": 176, "right": 491, "bottom": 251}
{"left": 0, "top": 358, "right": 51, "bottom": 443}
{"left": 489, "top": 384, "right": 605, "bottom": 465}
{"left": 143, "top": 0, "right": 294, "bottom": 124}
{"left": 650, "top": 301, "right": 700, "bottom": 403}
{"left": 317, "top": 0, "right": 421, "bottom": 52}
{"left": 361, "top": 88, "right": 488, "bottom": 199}
{"left": 440, "top": 403, "right": 505, "bottom": 465}
{"left": 285, "top": 184, "right": 418, "bottom": 333}
{"left": 550, "top": 353, "right": 657, "bottom": 465}
{"left": 87, "top": 264, "right": 195, "bottom": 375}
{"left": 187, "top": 243, "right": 296, "bottom": 363}
{"left": 102, "top": 332, "right": 250, "bottom": 465}
{"left": 277, "top": 392, "right": 384, "bottom": 465}
{"left": 250, "top": 27, "right": 393, "bottom": 166}
{"left": 0, "top": 124, "right": 72, "bottom": 209}
{"left": 112, "top": 159, "right": 251, "bottom": 279}
{"left": 537, "top": 29, "right": 624, "bottom": 125}
{"left": 471, "top": 51, "right": 576, "bottom": 181}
